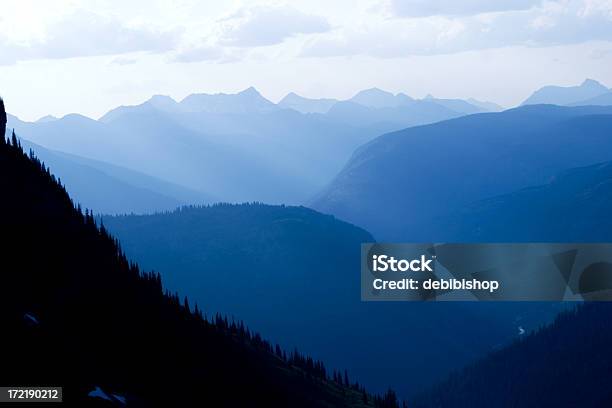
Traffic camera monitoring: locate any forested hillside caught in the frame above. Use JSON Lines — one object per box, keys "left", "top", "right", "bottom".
{"left": 0, "top": 121, "right": 395, "bottom": 406}
{"left": 411, "top": 303, "right": 612, "bottom": 407}
{"left": 104, "top": 204, "right": 565, "bottom": 398}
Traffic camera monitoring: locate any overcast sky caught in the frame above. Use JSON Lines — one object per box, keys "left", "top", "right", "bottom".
{"left": 1, "top": 0, "right": 612, "bottom": 120}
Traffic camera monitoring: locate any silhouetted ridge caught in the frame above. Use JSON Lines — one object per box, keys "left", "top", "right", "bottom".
{"left": 411, "top": 303, "right": 612, "bottom": 407}
{"left": 0, "top": 97, "right": 6, "bottom": 138}
{"left": 0, "top": 129, "right": 398, "bottom": 407}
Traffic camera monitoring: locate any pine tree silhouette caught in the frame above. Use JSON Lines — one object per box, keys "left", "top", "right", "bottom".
{"left": 0, "top": 97, "right": 6, "bottom": 142}
{"left": 411, "top": 303, "right": 612, "bottom": 408}
{"left": 0, "top": 108, "right": 404, "bottom": 407}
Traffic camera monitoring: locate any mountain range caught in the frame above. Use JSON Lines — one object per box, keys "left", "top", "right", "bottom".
{"left": 6, "top": 87, "right": 499, "bottom": 210}
{"left": 313, "top": 104, "right": 612, "bottom": 240}
{"left": 15, "top": 135, "right": 211, "bottom": 214}
{"left": 278, "top": 88, "right": 502, "bottom": 115}
{"left": 5, "top": 78, "right": 612, "bottom": 404}
{"left": 522, "top": 79, "right": 612, "bottom": 106}
{"left": 278, "top": 92, "right": 338, "bottom": 114}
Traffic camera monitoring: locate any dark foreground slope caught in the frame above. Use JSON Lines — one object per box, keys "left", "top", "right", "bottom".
{"left": 411, "top": 303, "right": 612, "bottom": 407}
{"left": 0, "top": 135, "right": 378, "bottom": 406}
{"left": 104, "top": 205, "right": 565, "bottom": 398}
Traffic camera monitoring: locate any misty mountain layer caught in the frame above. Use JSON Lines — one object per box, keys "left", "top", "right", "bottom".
{"left": 313, "top": 105, "right": 612, "bottom": 240}
{"left": 7, "top": 88, "right": 493, "bottom": 206}
{"left": 16, "top": 137, "right": 212, "bottom": 214}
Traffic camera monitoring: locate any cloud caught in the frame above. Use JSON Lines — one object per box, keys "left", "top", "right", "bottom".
{"left": 0, "top": 10, "right": 179, "bottom": 64}
{"left": 172, "top": 45, "right": 225, "bottom": 62}
{"left": 40, "top": 10, "right": 179, "bottom": 58}
{"left": 167, "top": 5, "right": 331, "bottom": 64}
{"left": 219, "top": 5, "right": 331, "bottom": 47}
{"left": 389, "top": 0, "right": 544, "bottom": 17}
{"left": 110, "top": 56, "right": 138, "bottom": 66}
{"left": 580, "top": 0, "right": 612, "bottom": 18}
{"left": 0, "top": 41, "right": 22, "bottom": 65}
{"left": 590, "top": 47, "right": 612, "bottom": 59}
{"left": 302, "top": 0, "right": 612, "bottom": 58}
{"left": 171, "top": 44, "right": 245, "bottom": 63}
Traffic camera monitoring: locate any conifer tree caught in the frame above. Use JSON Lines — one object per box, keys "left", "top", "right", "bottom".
{"left": 0, "top": 97, "right": 6, "bottom": 141}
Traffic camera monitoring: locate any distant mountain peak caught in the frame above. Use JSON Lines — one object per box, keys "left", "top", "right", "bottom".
{"left": 467, "top": 98, "right": 504, "bottom": 112}
{"left": 397, "top": 92, "right": 415, "bottom": 102}
{"left": 179, "top": 87, "right": 277, "bottom": 114}
{"left": 60, "top": 113, "right": 96, "bottom": 122}
{"left": 353, "top": 87, "right": 394, "bottom": 98}
{"left": 418, "top": 95, "right": 489, "bottom": 114}
{"left": 146, "top": 95, "right": 180, "bottom": 112}
{"left": 278, "top": 92, "right": 303, "bottom": 104}
{"left": 277, "top": 92, "right": 338, "bottom": 114}
{"left": 149, "top": 94, "right": 177, "bottom": 103}
{"left": 581, "top": 78, "right": 607, "bottom": 90}
{"left": 522, "top": 79, "right": 610, "bottom": 106}
{"left": 350, "top": 88, "right": 409, "bottom": 108}
{"left": 36, "top": 115, "right": 59, "bottom": 123}
{"left": 238, "top": 86, "right": 262, "bottom": 97}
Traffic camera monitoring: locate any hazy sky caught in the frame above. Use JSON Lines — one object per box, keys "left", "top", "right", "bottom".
{"left": 1, "top": 0, "right": 612, "bottom": 120}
